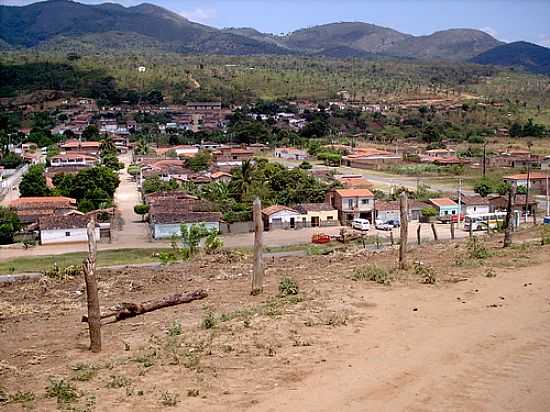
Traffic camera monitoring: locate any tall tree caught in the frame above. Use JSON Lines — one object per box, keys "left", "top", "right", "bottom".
{"left": 19, "top": 164, "right": 50, "bottom": 197}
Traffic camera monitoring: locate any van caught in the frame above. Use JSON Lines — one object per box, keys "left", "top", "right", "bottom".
{"left": 352, "top": 218, "right": 370, "bottom": 231}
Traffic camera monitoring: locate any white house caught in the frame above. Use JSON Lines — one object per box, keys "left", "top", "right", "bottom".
{"left": 50, "top": 153, "right": 98, "bottom": 167}
{"left": 459, "top": 195, "right": 490, "bottom": 215}
{"left": 274, "top": 147, "right": 308, "bottom": 161}
{"left": 261, "top": 205, "right": 302, "bottom": 230}
{"left": 39, "top": 214, "right": 99, "bottom": 245}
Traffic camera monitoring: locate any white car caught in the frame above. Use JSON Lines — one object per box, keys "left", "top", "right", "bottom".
{"left": 352, "top": 218, "right": 370, "bottom": 231}
{"left": 375, "top": 222, "right": 394, "bottom": 231}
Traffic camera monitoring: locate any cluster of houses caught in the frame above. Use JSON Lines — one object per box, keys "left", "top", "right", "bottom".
{"left": 7, "top": 196, "right": 110, "bottom": 245}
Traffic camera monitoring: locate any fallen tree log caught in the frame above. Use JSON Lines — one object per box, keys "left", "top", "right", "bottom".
{"left": 82, "top": 289, "right": 208, "bottom": 324}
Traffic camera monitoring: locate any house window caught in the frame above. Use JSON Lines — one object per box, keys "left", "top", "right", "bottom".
{"left": 348, "top": 199, "right": 354, "bottom": 209}
{"left": 272, "top": 218, "right": 282, "bottom": 224}
{"left": 327, "top": 216, "right": 333, "bottom": 220}
{"left": 65, "top": 232, "right": 71, "bottom": 237}
{"left": 452, "top": 210, "right": 456, "bottom": 215}
{"left": 361, "top": 199, "right": 369, "bottom": 205}
{"left": 473, "top": 207, "right": 477, "bottom": 212}
{"left": 444, "top": 211, "right": 449, "bottom": 215}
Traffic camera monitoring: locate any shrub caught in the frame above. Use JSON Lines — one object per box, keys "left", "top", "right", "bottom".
{"left": 201, "top": 312, "right": 217, "bottom": 329}
{"left": 467, "top": 237, "right": 491, "bottom": 259}
{"left": 160, "top": 392, "right": 179, "bottom": 407}
{"left": 279, "top": 277, "right": 299, "bottom": 296}
{"left": 167, "top": 320, "right": 182, "bottom": 337}
{"left": 421, "top": 207, "right": 437, "bottom": 218}
{"left": 352, "top": 265, "right": 388, "bottom": 284}
{"left": 414, "top": 261, "right": 436, "bottom": 284}
{"left": 46, "top": 378, "right": 79, "bottom": 405}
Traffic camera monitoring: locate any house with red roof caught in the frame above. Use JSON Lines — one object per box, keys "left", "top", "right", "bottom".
{"left": 326, "top": 188, "right": 375, "bottom": 224}
{"left": 261, "top": 205, "right": 301, "bottom": 230}
{"left": 503, "top": 172, "right": 550, "bottom": 195}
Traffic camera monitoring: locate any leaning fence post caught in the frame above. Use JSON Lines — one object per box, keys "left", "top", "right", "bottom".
{"left": 417, "top": 224, "right": 421, "bottom": 245}
{"left": 251, "top": 197, "right": 264, "bottom": 295}
{"left": 504, "top": 183, "right": 517, "bottom": 248}
{"left": 399, "top": 192, "right": 408, "bottom": 270}
{"left": 83, "top": 215, "right": 101, "bottom": 353}
{"left": 431, "top": 223, "right": 439, "bottom": 241}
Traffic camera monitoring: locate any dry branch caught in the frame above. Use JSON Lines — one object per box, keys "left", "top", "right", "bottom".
{"left": 82, "top": 289, "right": 208, "bottom": 324}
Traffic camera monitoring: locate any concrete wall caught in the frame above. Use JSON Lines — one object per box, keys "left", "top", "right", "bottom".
{"left": 41, "top": 228, "right": 100, "bottom": 245}
{"left": 220, "top": 221, "right": 254, "bottom": 234}
{"left": 153, "top": 222, "right": 220, "bottom": 240}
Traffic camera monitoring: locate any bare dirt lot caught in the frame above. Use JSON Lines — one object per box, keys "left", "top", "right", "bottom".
{"left": 1, "top": 231, "right": 550, "bottom": 411}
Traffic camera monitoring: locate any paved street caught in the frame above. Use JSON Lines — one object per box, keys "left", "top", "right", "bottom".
{"left": 0, "top": 164, "right": 28, "bottom": 206}
{"left": 0, "top": 221, "right": 472, "bottom": 262}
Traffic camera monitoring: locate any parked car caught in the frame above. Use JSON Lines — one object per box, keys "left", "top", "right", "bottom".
{"left": 385, "top": 219, "right": 400, "bottom": 228}
{"left": 352, "top": 218, "right": 370, "bottom": 231}
{"left": 375, "top": 222, "right": 393, "bottom": 231}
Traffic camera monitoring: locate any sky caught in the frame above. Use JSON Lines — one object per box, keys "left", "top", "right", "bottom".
{"left": 5, "top": 0, "right": 550, "bottom": 47}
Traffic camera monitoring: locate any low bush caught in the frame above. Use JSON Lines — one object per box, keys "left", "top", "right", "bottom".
{"left": 279, "top": 277, "right": 299, "bottom": 296}
{"left": 352, "top": 265, "right": 388, "bottom": 284}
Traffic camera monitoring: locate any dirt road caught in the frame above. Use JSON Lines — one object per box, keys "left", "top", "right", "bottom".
{"left": 1, "top": 234, "right": 549, "bottom": 411}
{"left": 250, "top": 262, "right": 550, "bottom": 412}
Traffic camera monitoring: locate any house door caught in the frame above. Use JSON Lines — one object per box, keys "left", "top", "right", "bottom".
{"left": 311, "top": 216, "right": 320, "bottom": 227}
{"left": 290, "top": 218, "right": 295, "bottom": 229}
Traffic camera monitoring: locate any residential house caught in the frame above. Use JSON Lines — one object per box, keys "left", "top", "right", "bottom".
{"left": 489, "top": 194, "right": 538, "bottom": 216}
{"left": 428, "top": 198, "right": 460, "bottom": 217}
{"left": 541, "top": 156, "right": 550, "bottom": 171}
{"left": 261, "top": 205, "right": 302, "bottom": 230}
{"left": 326, "top": 188, "right": 375, "bottom": 224}
{"left": 38, "top": 214, "right": 99, "bottom": 245}
{"left": 342, "top": 148, "right": 400, "bottom": 169}
{"left": 50, "top": 153, "right": 98, "bottom": 167}
{"left": 274, "top": 147, "right": 308, "bottom": 161}
{"left": 457, "top": 195, "right": 490, "bottom": 215}
{"left": 60, "top": 140, "right": 101, "bottom": 156}
{"left": 294, "top": 203, "right": 338, "bottom": 228}
{"left": 375, "top": 200, "right": 429, "bottom": 222}
{"left": 503, "top": 172, "right": 550, "bottom": 195}
{"left": 10, "top": 196, "right": 77, "bottom": 225}
{"left": 155, "top": 145, "right": 199, "bottom": 158}
{"left": 213, "top": 147, "right": 254, "bottom": 170}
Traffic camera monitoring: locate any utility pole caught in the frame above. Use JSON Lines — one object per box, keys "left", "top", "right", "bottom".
{"left": 546, "top": 175, "right": 549, "bottom": 217}
{"left": 483, "top": 141, "right": 487, "bottom": 178}
{"left": 504, "top": 183, "right": 517, "bottom": 248}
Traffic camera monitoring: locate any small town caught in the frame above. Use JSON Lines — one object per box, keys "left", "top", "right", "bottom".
{"left": 1, "top": 1, "right": 550, "bottom": 411}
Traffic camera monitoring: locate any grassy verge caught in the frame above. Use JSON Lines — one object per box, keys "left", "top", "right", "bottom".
{"left": 0, "top": 248, "right": 172, "bottom": 275}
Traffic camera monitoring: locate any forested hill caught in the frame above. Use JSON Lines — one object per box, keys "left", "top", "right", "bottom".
{"left": 1, "top": 0, "right": 499, "bottom": 61}
{"left": 470, "top": 42, "right": 550, "bottom": 75}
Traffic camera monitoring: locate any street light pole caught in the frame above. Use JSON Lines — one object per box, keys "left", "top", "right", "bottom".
{"left": 483, "top": 141, "right": 487, "bottom": 179}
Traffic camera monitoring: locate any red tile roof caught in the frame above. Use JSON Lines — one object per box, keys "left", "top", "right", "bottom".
{"left": 429, "top": 198, "right": 458, "bottom": 207}
{"left": 261, "top": 205, "right": 299, "bottom": 216}
{"left": 334, "top": 189, "right": 374, "bottom": 198}
{"left": 503, "top": 172, "right": 550, "bottom": 180}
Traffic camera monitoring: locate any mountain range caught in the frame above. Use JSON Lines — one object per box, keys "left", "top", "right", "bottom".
{"left": 1, "top": 0, "right": 549, "bottom": 74}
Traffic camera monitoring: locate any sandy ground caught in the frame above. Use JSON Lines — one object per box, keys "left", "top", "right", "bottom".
{"left": 1, "top": 232, "right": 549, "bottom": 411}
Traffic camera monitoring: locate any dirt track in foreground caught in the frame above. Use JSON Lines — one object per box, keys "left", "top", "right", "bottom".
{"left": 1, "top": 235, "right": 549, "bottom": 411}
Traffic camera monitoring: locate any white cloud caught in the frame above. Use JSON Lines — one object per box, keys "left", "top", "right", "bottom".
{"left": 480, "top": 27, "right": 498, "bottom": 38}
{"left": 179, "top": 8, "right": 217, "bottom": 24}
{"left": 537, "top": 34, "right": 550, "bottom": 48}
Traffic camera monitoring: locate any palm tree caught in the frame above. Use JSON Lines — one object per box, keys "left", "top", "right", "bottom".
{"left": 230, "top": 160, "right": 255, "bottom": 201}
{"left": 134, "top": 138, "right": 150, "bottom": 156}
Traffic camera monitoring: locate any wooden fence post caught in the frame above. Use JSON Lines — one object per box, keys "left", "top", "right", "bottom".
{"left": 83, "top": 215, "right": 101, "bottom": 353}
{"left": 390, "top": 231, "right": 394, "bottom": 246}
{"left": 504, "top": 183, "right": 517, "bottom": 248}
{"left": 399, "top": 192, "right": 408, "bottom": 270}
{"left": 431, "top": 223, "right": 439, "bottom": 241}
{"left": 450, "top": 222, "right": 455, "bottom": 240}
{"left": 417, "top": 224, "right": 421, "bottom": 245}
{"left": 251, "top": 197, "right": 264, "bottom": 295}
